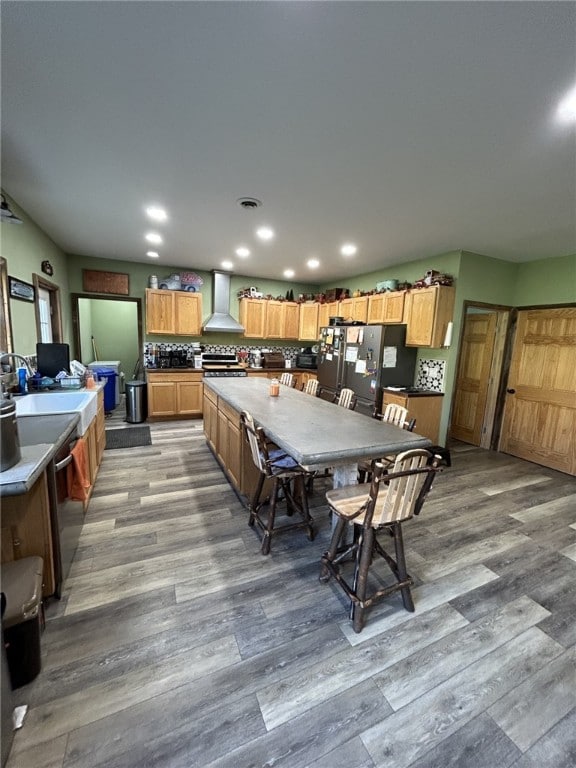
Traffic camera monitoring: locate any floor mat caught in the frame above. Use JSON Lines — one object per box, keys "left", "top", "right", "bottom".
{"left": 105, "top": 426, "right": 152, "bottom": 450}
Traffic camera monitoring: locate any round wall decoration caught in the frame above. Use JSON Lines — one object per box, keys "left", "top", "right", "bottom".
{"left": 41, "top": 260, "right": 54, "bottom": 276}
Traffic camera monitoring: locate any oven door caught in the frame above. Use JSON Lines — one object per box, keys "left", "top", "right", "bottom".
{"left": 46, "top": 435, "right": 86, "bottom": 599}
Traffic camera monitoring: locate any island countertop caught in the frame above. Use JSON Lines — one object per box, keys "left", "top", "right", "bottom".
{"left": 204, "top": 377, "right": 431, "bottom": 469}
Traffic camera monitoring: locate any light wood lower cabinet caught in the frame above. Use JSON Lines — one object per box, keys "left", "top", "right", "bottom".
{"left": 382, "top": 391, "right": 443, "bottom": 444}
{"left": 147, "top": 372, "right": 203, "bottom": 418}
{"left": 1, "top": 472, "right": 55, "bottom": 598}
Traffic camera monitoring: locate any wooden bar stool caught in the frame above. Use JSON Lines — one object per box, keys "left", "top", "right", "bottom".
{"left": 358, "top": 403, "right": 416, "bottom": 483}
{"left": 301, "top": 378, "right": 321, "bottom": 397}
{"left": 279, "top": 372, "right": 296, "bottom": 388}
{"left": 320, "top": 449, "right": 442, "bottom": 633}
{"left": 241, "top": 411, "right": 315, "bottom": 555}
{"left": 333, "top": 388, "right": 357, "bottom": 410}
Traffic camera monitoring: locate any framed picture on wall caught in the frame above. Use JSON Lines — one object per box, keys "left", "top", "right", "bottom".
{"left": 8, "top": 276, "right": 36, "bottom": 303}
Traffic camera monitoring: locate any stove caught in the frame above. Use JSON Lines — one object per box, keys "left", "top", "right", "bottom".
{"left": 202, "top": 353, "right": 248, "bottom": 378}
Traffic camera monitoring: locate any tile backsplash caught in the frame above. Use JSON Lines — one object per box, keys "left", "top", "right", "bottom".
{"left": 143, "top": 342, "right": 302, "bottom": 368}
{"left": 415, "top": 359, "right": 446, "bottom": 392}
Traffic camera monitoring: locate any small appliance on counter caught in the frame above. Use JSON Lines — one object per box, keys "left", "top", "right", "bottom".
{"left": 202, "top": 353, "right": 248, "bottom": 378}
{"left": 261, "top": 352, "right": 285, "bottom": 368}
{"left": 296, "top": 351, "right": 318, "bottom": 369}
{"left": 251, "top": 350, "right": 263, "bottom": 369}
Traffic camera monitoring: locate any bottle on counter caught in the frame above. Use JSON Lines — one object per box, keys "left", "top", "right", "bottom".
{"left": 86, "top": 371, "right": 96, "bottom": 389}
{"left": 269, "top": 378, "right": 280, "bottom": 397}
{"left": 17, "top": 367, "right": 27, "bottom": 394}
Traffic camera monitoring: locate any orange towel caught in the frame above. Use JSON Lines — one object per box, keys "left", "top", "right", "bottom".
{"left": 67, "top": 437, "right": 91, "bottom": 502}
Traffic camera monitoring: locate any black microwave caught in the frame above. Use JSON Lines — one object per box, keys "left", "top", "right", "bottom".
{"left": 296, "top": 353, "right": 318, "bottom": 369}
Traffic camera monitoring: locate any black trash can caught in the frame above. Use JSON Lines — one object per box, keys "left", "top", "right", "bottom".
{"left": 125, "top": 380, "right": 147, "bottom": 423}
{"left": 1, "top": 557, "right": 44, "bottom": 690}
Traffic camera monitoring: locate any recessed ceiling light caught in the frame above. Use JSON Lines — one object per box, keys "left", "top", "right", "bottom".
{"left": 256, "top": 226, "right": 275, "bottom": 241}
{"left": 235, "top": 247, "right": 250, "bottom": 258}
{"left": 307, "top": 258, "right": 320, "bottom": 269}
{"left": 145, "top": 205, "right": 168, "bottom": 222}
{"left": 221, "top": 260, "right": 234, "bottom": 270}
{"left": 146, "top": 251, "right": 159, "bottom": 258}
{"left": 145, "top": 232, "right": 163, "bottom": 245}
{"left": 340, "top": 243, "right": 357, "bottom": 256}
{"left": 283, "top": 269, "right": 295, "bottom": 279}
{"left": 557, "top": 84, "right": 576, "bottom": 123}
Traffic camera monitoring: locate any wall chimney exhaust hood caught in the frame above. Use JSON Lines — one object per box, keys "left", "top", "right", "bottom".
{"left": 203, "top": 270, "right": 245, "bottom": 333}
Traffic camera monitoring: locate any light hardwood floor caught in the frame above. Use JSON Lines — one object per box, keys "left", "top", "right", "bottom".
{"left": 6, "top": 411, "right": 576, "bottom": 768}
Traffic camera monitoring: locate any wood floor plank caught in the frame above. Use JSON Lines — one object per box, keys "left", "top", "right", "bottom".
{"left": 360, "top": 628, "right": 564, "bottom": 768}
{"left": 488, "top": 648, "right": 576, "bottom": 751}
{"left": 508, "top": 707, "right": 576, "bottom": 768}
{"left": 257, "top": 603, "right": 467, "bottom": 729}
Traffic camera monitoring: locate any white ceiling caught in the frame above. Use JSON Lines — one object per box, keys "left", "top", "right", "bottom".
{"left": 2, "top": 1, "right": 575, "bottom": 283}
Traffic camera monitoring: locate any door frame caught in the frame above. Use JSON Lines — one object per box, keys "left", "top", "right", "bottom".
{"left": 33, "top": 273, "right": 63, "bottom": 343}
{"left": 71, "top": 293, "right": 143, "bottom": 373}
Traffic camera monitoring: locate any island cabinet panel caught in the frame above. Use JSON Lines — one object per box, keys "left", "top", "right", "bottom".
{"left": 382, "top": 390, "right": 443, "bottom": 444}
{"left": 405, "top": 285, "right": 455, "bottom": 347}
{"left": 298, "top": 303, "right": 320, "bottom": 341}
{"left": 203, "top": 387, "right": 218, "bottom": 451}
{"left": 216, "top": 400, "right": 242, "bottom": 489}
{"left": 148, "top": 372, "right": 203, "bottom": 418}
{"left": 95, "top": 389, "right": 106, "bottom": 464}
{"left": 145, "top": 289, "right": 202, "bottom": 336}
{"left": 1, "top": 471, "right": 55, "bottom": 598}
{"left": 239, "top": 298, "right": 267, "bottom": 338}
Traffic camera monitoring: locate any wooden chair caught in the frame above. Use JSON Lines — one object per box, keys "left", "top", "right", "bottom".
{"left": 333, "top": 388, "right": 357, "bottom": 410}
{"left": 279, "top": 372, "right": 296, "bottom": 388}
{"left": 358, "top": 403, "right": 416, "bottom": 483}
{"left": 301, "top": 378, "right": 321, "bottom": 397}
{"left": 240, "top": 410, "right": 314, "bottom": 555}
{"left": 320, "top": 449, "right": 442, "bottom": 633}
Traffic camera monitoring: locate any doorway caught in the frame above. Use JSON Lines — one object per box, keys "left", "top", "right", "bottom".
{"left": 449, "top": 302, "right": 511, "bottom": 449}
{"left": 71, "top": 294, "right": 143, "bottom": 386}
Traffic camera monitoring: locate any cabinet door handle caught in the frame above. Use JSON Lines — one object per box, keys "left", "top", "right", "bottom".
{"left": 506, "top": 388, "right": 516, "bottom": 394}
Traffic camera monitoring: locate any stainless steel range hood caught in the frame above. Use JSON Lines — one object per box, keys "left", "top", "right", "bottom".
{"left": 203, "top": 270, "right": 245, "bottom": 333}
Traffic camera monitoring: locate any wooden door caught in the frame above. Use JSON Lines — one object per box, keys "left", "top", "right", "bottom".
{"left": 450, "top": 313, "right": 497, "bottom": 445}
{"left": 239, "top": 299, "right": 266, "bottom": 338}
{"left": 500, "top": 308, "right": 576, "bottom": 475}
{"left": 176, "top": 380, "right": 203, "bottom": 415}
{"left": 283, "top": 302, "right": 300, "bottom": 339}
{"left": 175, "top": 293, "right": 202, "bottom": 335}
{"left": 367, "top": 294, "right": 385, "bottom": 323}
{"left": 298, "top": 303, "right": 319, "bottom": 340}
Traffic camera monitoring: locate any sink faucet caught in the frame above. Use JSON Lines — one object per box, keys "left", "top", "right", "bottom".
{"left": 0, "top": 352, "right": 35, "bottom": 378}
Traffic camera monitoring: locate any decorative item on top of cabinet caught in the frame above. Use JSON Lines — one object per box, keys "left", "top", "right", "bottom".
{"left": 405, "top": 285, "right": 455, "bottom": 348}
{"left": 145, "top": 289, "right": 203, "bottom": 336}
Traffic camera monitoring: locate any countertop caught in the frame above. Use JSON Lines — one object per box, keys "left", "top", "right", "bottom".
{"left": 145, "top": 366, "right": 318, "bottom": 374}
{"left": 0, "top": 412, "right": 80, "bottom": 496}
{"left": 205, "top": 377, "right": 430, "bottom": 469}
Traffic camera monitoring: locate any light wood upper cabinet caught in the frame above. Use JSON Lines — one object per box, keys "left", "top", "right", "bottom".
{"left": 339, "top": 296, "right": 368, "bottom": 323}
{"left": 265, "top": 300, "right": 299, "bottom": 339}
{"left": 368, "top": 291, "right": 406, "bottom": 324}
{"left": 146, "top": 289, "right": 203, "bottom": 336}
{"left": 318, "top": 303, "right": 331, "bottom": 329}
{"left": 240, "top": 298, "right": 298, "bottom": 339}
{"left": 405, "top": 285, "right": 455, "bottom": 347}
{"left": 239, "top": 298, "right": 267, "bottom": 338}
{"left": 299, "top": 302, "right": 320, "bottom": 341}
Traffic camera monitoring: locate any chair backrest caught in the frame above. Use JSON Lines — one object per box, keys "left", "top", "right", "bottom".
{"left": 370, "top": 449, "right": 438, "bottom": 527}
{"left": 335, "top": 388, "right": 356, "bottom": 410}
{"left": 302, "top": 378, "right": 320, "bottom": 397}
{"left": 381, "top": 402, "right": 409, "bottom": 427}
{"left": 240, "top": 410, "right": 267, "bottom": 473}
{"left": 279, "top": 372, "right": 295, "bottom": 387}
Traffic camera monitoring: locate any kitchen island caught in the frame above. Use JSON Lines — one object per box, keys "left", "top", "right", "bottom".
{"left": 203, "top": 377, "right": 432, "bottom": 499}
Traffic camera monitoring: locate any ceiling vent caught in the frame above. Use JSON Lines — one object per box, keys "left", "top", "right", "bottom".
{"left": 237, "top": 197, "right": 262, "bottom": 210}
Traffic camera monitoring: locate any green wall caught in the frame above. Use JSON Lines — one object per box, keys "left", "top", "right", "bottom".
{"left": 0, "top": 192, "right": 71, "bottom": 356}
{"left": 514, "top": 253, "right": 576, "bottom": 305}
{"left": 79, "top": 297, "right": 140, "bottom": 382}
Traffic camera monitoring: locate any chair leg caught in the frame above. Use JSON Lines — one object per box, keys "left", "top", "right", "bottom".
{"left": 248, "top": 472, "right": 266, "bottom": 527}
{"left": 319, "top": 516, "right": 348, "bottom": 582}
{"left": 393, "top": 522, "right": 414, "bottom": 612}
{"left": 260, "top": 478, "right": 279, "bottom": 555}
{"left": 352, "top": 527, "right": 375, "bottom": 633}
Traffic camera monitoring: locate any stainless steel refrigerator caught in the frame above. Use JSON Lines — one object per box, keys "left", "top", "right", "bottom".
{"left": 317, "top": 324, "right": 417, "bottom": 416}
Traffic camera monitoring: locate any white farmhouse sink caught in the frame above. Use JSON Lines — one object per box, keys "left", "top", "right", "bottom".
{"left": 14, "top": 391, "right": 99, "bottom": 435}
